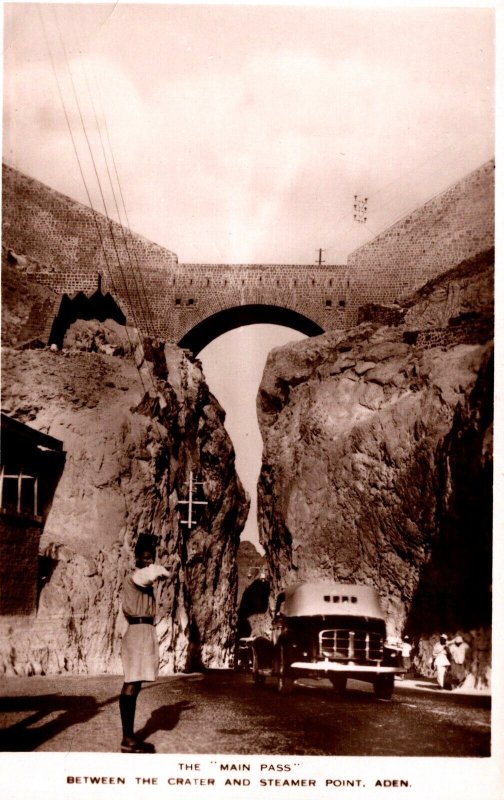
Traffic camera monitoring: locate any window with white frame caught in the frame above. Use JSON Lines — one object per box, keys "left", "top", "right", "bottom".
{"left": 0, "top": 466, "right": 41, "bottom": 519}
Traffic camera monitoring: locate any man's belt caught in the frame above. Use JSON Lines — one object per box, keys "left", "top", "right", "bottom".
{"left": 128, "top": 616, "right": 154, "bottom": 625}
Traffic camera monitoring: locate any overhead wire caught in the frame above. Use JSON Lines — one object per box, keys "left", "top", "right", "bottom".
{"left": 55, "top": 6, "right": 162, "bottom": 348}
{"left": 72, "top": 8, "right": 170, "bottom": 343}
{"left": 53, "top": 6, "right": 167, "bottom": 434}
{"left": 83, "top": 88, "right": 158, "bottom": 341}
{"left": 38, "top": 6, "right": 164, "bottom": 435}
{"left": 98, "top": 99, "right": 161, "bottom": 341}
{"left": 52, "top": 5, "right": 145, "bottom": 338}
{"left": 37, "top": 5, "right": 131, "bottom": 331}
{"left": 65, "top": 8, "right": 159, "bottom": 342}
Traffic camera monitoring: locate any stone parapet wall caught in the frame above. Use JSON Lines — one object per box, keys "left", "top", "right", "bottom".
{"left": 170, "top": 262, "right": 348, "bottom": 342}
{"left": 404, "top": 316, "right": 494, "bottom": 350}
{"left": 346, "top": 160, "right": 494, "bottom": 325}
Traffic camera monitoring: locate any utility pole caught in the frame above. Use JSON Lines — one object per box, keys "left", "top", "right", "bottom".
{"left": 316, "top": 248, "right": 325, "bottom": 266}
{"left": 353, "top": 195, "right": 368, "bottom": 223}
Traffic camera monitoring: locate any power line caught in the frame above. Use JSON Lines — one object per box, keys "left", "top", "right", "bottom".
{"left": 100, "top": 112, "right": 160, "bottom": 338}
{"left": 68, "top": 23, "right": 158, "bottom": 342}
{"left": 50, "top": 6, "right": 167, "bottom": 435}
{"left": 38, "top": 6, "right": 161, "bottom": 422}
{"left": 63, "top": 4, "right": 159, "bottom": 341}
{"left": 53, "top": 6, "right": 141, "bottom": 331}
{"left": 37, "top": 7, "right": 123, "bottom": 310}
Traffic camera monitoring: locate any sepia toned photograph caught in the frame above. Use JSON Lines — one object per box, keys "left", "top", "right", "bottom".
{"left": 0, "top": 2, "right": 499, "bottom": 797}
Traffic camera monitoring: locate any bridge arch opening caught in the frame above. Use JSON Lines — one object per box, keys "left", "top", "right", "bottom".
{"left": 178, "top": 304, "right": 324, "bottom": 355}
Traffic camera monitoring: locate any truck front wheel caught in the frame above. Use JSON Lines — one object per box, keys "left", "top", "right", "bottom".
{"left": 252, "top": 649, "right": 266, "bottom": 686}
{"left": 276, "top": 644, "right": 294, "bottom": 695}
{"left": 374, "top": 675, "right": 394, "bottom": 700}
{"left": 329, "top": 675, "right": 347, "bottom": 692}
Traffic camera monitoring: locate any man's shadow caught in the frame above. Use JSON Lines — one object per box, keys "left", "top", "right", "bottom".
{"left": 0, "top": 694, "right": 102, "bottom": 751}
{"left": 135, "top": 700, "right": 194, "bottom": 741}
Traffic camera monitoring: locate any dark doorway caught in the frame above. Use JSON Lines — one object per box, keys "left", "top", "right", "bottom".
{"left": 48, "top": 288, "right": 126, "bottom": 348}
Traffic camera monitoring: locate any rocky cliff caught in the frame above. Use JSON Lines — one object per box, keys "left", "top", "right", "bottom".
{"left": 1, "top": 313, "right": 249, "bottom": 676}
{"left": 257, "top": 250, "right": 493, "bottom": 686}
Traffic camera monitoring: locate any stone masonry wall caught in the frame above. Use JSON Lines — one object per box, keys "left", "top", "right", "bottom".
{"left": 404, "top": 316, "right": 494, "bottom": 350}
{"left": 346, "top": 160, "right": 494, "bottom": 324}
{"left": 2, "top": 163, "right": 178, "bottom": 339}
{"left": 2, "top": 159, "right": 494, "bottom": 345}
{"left": 2, "top": 163, "right": 348, "bottom": 344}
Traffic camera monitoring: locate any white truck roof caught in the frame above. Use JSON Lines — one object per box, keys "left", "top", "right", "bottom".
{"left": 278, "top": 582, "right": 385, "bottom": 619}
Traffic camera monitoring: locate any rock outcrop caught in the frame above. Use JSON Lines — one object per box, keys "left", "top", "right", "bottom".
{"left": 236, "top": 541, "right": 270, "bottom": 640}
{"left": 1, "top": 317, "right": 249, "bottom": 676}
{"left": 257, "top": 251, "right": 493, "bottom": 686}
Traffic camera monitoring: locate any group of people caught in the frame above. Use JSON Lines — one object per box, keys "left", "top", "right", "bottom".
{"left": 399, "top": 633, "right": 469, "bottom": 689}
{"left": 393, "top": 631, "right": 470, "bottom": 690}
{"left": 431, "top": 633, "right": 470, "bottom": 690}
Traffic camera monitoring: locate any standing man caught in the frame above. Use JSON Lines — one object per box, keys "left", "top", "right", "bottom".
{"left": 400, "top": 635, "right": 413, "bottom": 677}
{"left": 448, "top": 635, "right": 470, "bottom": 688}
{"left": 431, "top": 634, "right": 451, "bottom": 689}
{"left": 119, "top": 533, "right": 169, "bottom": 753}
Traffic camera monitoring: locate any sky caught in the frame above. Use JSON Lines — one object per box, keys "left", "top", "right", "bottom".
{"left": 2, "top": 3, "right": 496, "bottom": 548}
{"left": 2, "top": 4, "right": 494, "bottom": 264}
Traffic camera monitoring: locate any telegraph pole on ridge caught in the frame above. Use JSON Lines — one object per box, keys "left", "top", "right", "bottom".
{"left": 353, "top": 195, "right": 368, "bottom": 223}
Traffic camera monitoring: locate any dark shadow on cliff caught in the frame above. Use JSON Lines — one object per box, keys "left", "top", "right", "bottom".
{"left": 406, "top": 348, "right": 493, "bottom": 638}
{"left": 135, "top": 700, "right": 194, "bottom": 741}
{"left": 236, "top": 577, "right": 270, "bottom": 640}
{"left": 0, "top": 693, "right": 109, "bottom": 751}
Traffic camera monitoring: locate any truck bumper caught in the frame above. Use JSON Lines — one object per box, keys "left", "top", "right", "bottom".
{"left": 290, "top": 661, "right": 404, "bottom": 675}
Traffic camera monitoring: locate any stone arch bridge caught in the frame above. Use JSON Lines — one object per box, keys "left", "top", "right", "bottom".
{"left": 162, "top": 262, "right": 349, "bottom": 352}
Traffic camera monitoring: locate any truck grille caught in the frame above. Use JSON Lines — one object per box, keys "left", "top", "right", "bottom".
{"left": 319, "top": 629, "right": 383, "bottom": 662}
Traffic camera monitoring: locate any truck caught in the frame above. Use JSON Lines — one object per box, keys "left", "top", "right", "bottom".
{"left": 249, "top": 581, "right": 404, "bottom": 699}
